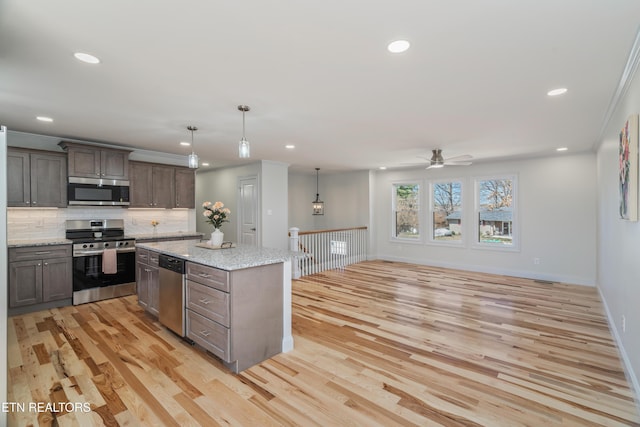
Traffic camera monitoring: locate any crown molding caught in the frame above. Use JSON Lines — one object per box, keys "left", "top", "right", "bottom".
{"left": 596, "top": 25, "right": 640, "bottom": 148}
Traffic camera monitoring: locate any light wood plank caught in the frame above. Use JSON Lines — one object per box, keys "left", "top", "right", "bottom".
{"left": 6, "top": 260, "right": 640, "bottom": 426}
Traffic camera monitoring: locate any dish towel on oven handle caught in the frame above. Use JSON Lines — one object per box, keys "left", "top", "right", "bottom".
{"left": 102, "top": 248, "right": 118, "bottom": 274}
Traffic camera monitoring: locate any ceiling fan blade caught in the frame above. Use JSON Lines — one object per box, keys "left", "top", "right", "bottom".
{"left": 444, "top": 154, "right": 473, "bottom": 162}
{"left": 443, "top": 161, "right": 473, "bottom": 166}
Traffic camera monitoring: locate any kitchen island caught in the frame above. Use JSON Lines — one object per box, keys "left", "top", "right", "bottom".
{"left": 135, "top": 240, "right": 294, "bottom": 373}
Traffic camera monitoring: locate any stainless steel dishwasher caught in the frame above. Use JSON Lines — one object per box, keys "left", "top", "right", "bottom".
{"left": 158, "top": 254, "right": 185, "bottom": 336}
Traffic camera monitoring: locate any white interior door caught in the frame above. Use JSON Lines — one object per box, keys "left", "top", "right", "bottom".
{"left": 238, "top": 176, "right": 258, "bottom": 245}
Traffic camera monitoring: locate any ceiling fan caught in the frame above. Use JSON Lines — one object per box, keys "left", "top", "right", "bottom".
{"left": 421, "top": 149, "right": 473, "bottom": 169}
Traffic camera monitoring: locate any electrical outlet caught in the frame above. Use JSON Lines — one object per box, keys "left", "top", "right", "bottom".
{"left": 533, "top": 257, "right": 540, "bottom": 265}
{"left": 622, "top": 315, "right": 626, "bottom": 333}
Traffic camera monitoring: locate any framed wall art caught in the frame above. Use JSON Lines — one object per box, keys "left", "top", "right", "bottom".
{"left": 619, "top": 114, "right": 639, "bottom": 221}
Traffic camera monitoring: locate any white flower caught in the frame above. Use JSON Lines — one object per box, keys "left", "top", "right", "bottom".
{"left": 202, "top": 200, "right": 230, "bottom": 229}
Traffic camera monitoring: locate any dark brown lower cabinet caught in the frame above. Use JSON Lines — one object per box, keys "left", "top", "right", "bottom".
{"left": 136, "top": 248, "right": 159, "bottom": 316}
{"left": 8, "top": 245, "right": 72, "bottom": 312}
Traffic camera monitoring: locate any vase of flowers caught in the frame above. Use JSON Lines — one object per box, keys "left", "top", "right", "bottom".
{"left": 202, "top": 201, "right": 230, "bottom": 246}
{"left": 150, "top": 220, "right": 159, "bottom": 237}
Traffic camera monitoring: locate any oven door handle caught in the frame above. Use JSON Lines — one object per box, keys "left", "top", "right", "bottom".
{"left": 74, "top": 247, "right": 137, "bottom": 257}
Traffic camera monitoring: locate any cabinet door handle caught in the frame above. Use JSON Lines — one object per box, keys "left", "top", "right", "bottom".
{"left": 198, "top": 298, "right": 211, "bottom": 305}
{"left": 198, "top": 273, "right": 212, "bottom": 278}
{"left": 32, "top": 201, "right": 37, "bottom": 204}
{"left": 44, "top": 262, "right": 48, "bottom": 266}
{"left": 37, "top": 263, "right": 41, "bottom": 266}
{"left": 35, "top": 251, "right": 51, "bottom": 255}
{"left": 145, "top": 268, "right": 152, "bottom": 272}
{"left": 200, "top": 330, "right": 211, "bottom": 337}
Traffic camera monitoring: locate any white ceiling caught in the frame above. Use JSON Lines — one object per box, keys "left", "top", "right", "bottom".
{"left": 1, "top": 1, "right": 639, "bottom": 173}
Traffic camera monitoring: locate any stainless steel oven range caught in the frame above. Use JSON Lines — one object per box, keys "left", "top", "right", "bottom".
{"left": 65, "top": 219, "right": 136, "bottom": 305}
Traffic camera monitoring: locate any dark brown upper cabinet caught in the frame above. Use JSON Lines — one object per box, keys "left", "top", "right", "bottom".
{"left": 175, "top": 167, "right": 195, "bottom": 209}
{"left": 130, "top": 161, "right": 193, "bottom": 209}
{"left": 59, "top": 141, "right": 131, "bottom": 180}
{"left": 7, "top": 148, "right": 67, "bottom": 207}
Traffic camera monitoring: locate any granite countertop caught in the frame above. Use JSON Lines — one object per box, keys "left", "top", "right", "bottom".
{"left": 8, "top": 238, "right": 73, "bottom": 248}
{"left": 128, "top": 231, "right": 204, "bottom": 240}
{"left": 136, "top": 240, "right": 293, "bottom": 271}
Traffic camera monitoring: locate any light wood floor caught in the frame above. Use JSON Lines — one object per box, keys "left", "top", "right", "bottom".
{"left": 7, "top": 260, "right": 640, "bottom": 426}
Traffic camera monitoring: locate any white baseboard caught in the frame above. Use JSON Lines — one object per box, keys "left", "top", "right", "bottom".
{"left": 597, "top": 288, "right": 640, "bottom": 415}
{"left": 282, "top": 336, "right": 294, "bottom": 353}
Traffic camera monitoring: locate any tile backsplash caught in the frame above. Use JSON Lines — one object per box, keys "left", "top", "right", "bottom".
{"left": 7, "top": 207, "right": 195, "bottom": 240}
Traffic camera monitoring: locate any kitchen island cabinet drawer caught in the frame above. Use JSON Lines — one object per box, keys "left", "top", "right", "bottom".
{"left": 148, "top": 251, "right": 160, "bottom": 266}
{"left": 187, "top": 310, "right": 229, "bottom": 361}
{"left": 9, "top": 245, "right": 71, "bottom": 262}
{"left": 136, "top": 248, "right": 159, "bottom": 266}
{"left": 186, "top": 280, "right": 229, "bottom": 327}
{"left": 186, "top": 263, "right": 229, "bottom": 292}
{"left": 136, "top": 248, "right": 150, "bottom": 263}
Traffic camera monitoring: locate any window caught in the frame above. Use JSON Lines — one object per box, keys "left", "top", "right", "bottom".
{"left": 392, "top": 183, "right": 420, "bottom": 240}
{"left": 475, "top": 176, "right": 517, "bottom": 247}
{"left": 430, "top": 181, "right": 463, "bottom": 243}
{"left": 330, "top": 240, "right": 346, "bottom": 255}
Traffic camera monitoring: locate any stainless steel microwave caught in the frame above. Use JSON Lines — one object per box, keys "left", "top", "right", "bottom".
{"left": 67, "top": 177, "right": 130, "bottom": 206}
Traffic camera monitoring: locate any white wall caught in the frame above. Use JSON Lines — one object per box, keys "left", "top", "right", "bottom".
{"left": 372, "top": 153, "right": 597, "bottom": 285}
{"left": 196, "top": 161, "right": 290, "bottom": 249}
{"left": 596, "top": 65, "right": 640, "bottom": 394}
{"left": 261, "top": 161, "right": 289, "bottom": 250}
{"left": 288, "top": 170, "right": 370, "bottom": 231}
{"left": 196, "top": 163, "right": 261, "bottom": 244}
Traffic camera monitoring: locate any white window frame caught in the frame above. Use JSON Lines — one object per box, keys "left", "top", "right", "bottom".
{"left": 391, "top": 181, "right": 423, "bottom": 243}
{"left": 473, "top": 174, "right": 519, "bottom": 251}
{"left": 428, "top": 179, "right": 465, "bottom": 246}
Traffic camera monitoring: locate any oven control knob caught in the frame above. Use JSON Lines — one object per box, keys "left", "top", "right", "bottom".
{"left": 105, "top": 243, "right": 110, "bottom": 247}
{"left": 82, "top": 244, "right": 88, "bottom": 248}
{"left": 89, "top": 244, "right": 94, "bottom": 248}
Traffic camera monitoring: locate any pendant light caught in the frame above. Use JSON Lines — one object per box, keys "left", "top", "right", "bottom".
{"left": 187, "top": 125, "right": 199, "bottom": 169}
{"left": 238, "top": 105, "right": 250, "bottom": 158}
{"left": 312, "top": 167, "right": 324, "bottom": 215}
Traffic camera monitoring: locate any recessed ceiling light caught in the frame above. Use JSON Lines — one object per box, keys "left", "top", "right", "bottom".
{"left": 74, "top": 52, "right": 100, "bottom": 64}
{"left": 556, "top": 147, "right": 568, "bottom": 152}
{"left": 379, "top": 166, "right": 387, "bottom": 170}
{"left": 180, "top": 141, "right": 191, "bottom": 146}
{"left": 36, "top": 116, "right": 53, "bottom": 122}
{"left": 285, "top": 144, "right": 295, "bottom": 149}
{"left": 202, "top": 162, "right": 210, "bottom": 166}
{"left": 547, "top": 88, "right": 568, "bottom": 96}
{"left": 387, "top": 40, "right": 410, "bottom": 53}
